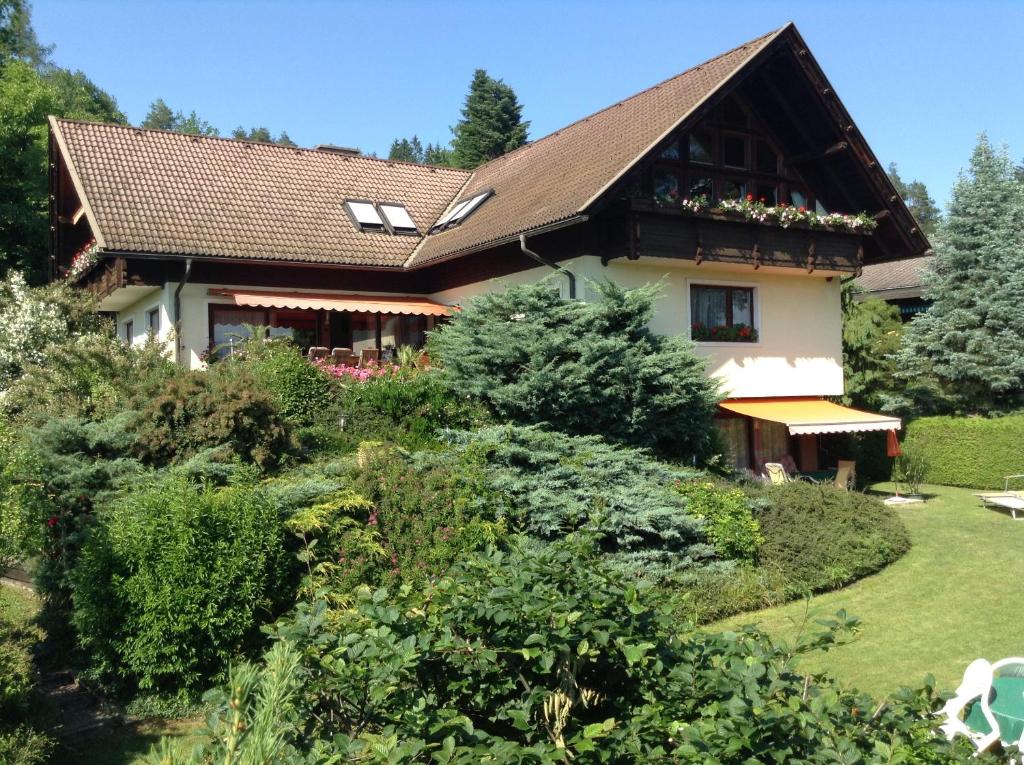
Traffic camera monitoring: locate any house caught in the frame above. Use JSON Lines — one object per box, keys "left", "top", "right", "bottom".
{"left": 856, "top": 253, "right": 934, "bottom": 320}
{"left": 48, "top": 22, "right": 926, "bottom": 473}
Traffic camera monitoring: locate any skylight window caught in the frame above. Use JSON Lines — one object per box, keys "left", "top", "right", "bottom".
{"left": 429, "top": 189, "right": 493, "bottom": 233}
{"left": 345, "top": 200, "right": 385, "bottom": 231}
{"left": 379, "top": 203, "right": 419, "bottom": 235}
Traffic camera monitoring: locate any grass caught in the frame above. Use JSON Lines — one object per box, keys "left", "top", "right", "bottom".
{"left": 70, "top": 718, "right": 203, "bottom": 765}
{"left": 715, "top": 483, "right": 1024, "bottom": 697}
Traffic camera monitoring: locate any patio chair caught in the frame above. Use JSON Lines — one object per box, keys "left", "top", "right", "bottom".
{"left": 306, "top": 346, "right": 329, "bottom": 362}
{"left": 834, "top": 460, "right": 856, "bottom": 491}
{"left": 359, "top": 348, "right": 380, "bottom": 367}
{"left": 938, "top": 658, "right": 1002, "bottom": 753}
{"left": 330, "top": 347, "right": 353, "bottom": 365}
{"left": 762, "top": 463, "right": 816, "bottom": 485}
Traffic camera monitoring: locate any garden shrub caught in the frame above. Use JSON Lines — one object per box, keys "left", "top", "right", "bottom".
{"left": 753, "top": 481, "right": 911, "bottom": 592}
{"left": 431, "top": 280, "right": 721, "bottom": 462}
{"left": 443, "top": 425, "right": 715, "bottom": 579}
{"left": 671, "top": 479, "right": 762, "bottom": 561}
{"left": 352, "top": 444, "right": 507, "bottom": 585}
{"left": 71, "top": 472, "right": 291, "bottom": 694}
{"left": 0, "top": 588, "right": 35, "bottom": 714}
{"left": 903, "top": 413, "right": 1024, "bottom": 489}
{"left": 331, "top": 366, "right": 488, "bottom": 452}
{"left": 132, "top": 365, "right": 293, "bottom": 470}
{"left": 224, "top": 339, "right": 338, "bottom": 428}
{"left": 159, "top": 537, "right": 981, "bottom": 764}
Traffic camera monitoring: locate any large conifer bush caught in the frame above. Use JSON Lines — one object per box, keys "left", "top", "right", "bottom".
{"left": 431, "top": 280, "right": 720, "bottom": 462}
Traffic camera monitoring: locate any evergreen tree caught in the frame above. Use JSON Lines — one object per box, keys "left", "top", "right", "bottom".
{"left": 388, "top": 135, "right": 423, "bottom": 163}
{"left": 893, "top": 135, "right": 1024, "bottom": 414}
{"left": 450, "top": 69, "right": 528, "bottom": 169}
{"left": 231, "top": 126, "right": 295, "bottom": 146}
{"left": 887, "top": 163, "right": 942, "bottom": 237}
{"left": 840, "top": 280, "right": 902, "bottom": 410}
{"left": 142, "top": 98, "right": 218, "bottom": 136}
{"left": 423, "top": 141, "right": 452, "bottom": 166}
{"left": 0, "top": 0, "right": 51, "bottom": 69}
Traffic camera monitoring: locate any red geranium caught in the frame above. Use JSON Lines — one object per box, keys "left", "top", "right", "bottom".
{"left": 47, "top": 516, "right": 58, "bottom": 527}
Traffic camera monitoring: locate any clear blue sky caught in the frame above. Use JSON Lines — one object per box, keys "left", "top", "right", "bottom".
{"left": 33, "top": 0, "right": 1024, "bottom": 209}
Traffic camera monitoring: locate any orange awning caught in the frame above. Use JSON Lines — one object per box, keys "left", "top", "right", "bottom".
{"left": 719, "top": 397, "right": 901, "bottom": 435}
{"left": 208, "top": 288, "right": 455, "bottom": 317}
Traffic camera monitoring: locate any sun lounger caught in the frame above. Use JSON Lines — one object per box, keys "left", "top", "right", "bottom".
{"left": 975, "top": 493, "right": 1024, "bottom": 520}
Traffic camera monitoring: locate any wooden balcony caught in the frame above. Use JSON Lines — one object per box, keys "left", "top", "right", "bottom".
{"left": 625, "top": 199, "right": 865, "bottom": 274}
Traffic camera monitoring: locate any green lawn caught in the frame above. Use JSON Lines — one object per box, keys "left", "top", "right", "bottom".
{"left": 715, "top": 483, "right": 1024, "bottom": 697}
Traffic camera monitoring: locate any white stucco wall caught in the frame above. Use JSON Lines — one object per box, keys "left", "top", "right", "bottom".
{"left": 124, "top": 258, "right": 844, "bottom": 398}
{"left": 430, "top": 255, "right": 844, "bottom": 399}
{"left": 113, "top": 286, "right": 173, "bottom": 350}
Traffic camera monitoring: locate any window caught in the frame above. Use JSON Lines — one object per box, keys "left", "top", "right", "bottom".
{"left": 211, "top": 306, "right": 267, "bottom": 357}
{"left": 123, "top": 320, "right": 133, "bottom": 343}
{"left": 690, "top": 284, "right": 757, "bottom": 342}
{"left": 660, "top": 139, "right": 680, "bottom": 160}
{"left": 688, "top": 129, "right": 714, "bottom": 164}
{"left": 654, "top": 169, "right": 680, "bottom": 200}
{"left": 345, "top": 200, "right": 386, "bottom": 231}
{"left": 715, "top": 418, "right": 751, "bottom": 470}
{"left": 146, "top": 307, "right": 160, "bottom": 334}
{"left": 789, "top": 188, "right": 808, "bottom": 209}
{"left": 379, "top": 203, "right": 418, "bottom": 235}
{"left": 755, "top": 183, "right": 778, "bottom": 205}
{"left": 430, "top": 190, "right": 493, "bottom": 233}
{"left": 722, "top": 133, "right": 748, "bottom": 169}
{"left": 722, "top": 178, "right": 747, "bottom": 200}
{"left": 688, "top": 175, "right": 713, "bottom": 199}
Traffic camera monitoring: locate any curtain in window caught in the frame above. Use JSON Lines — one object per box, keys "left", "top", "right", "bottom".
{"left": 212, "top": 307, "right": 267, "bottom": 356}
{"left": 715, "top": 418, "right": 750, "bottom": 470}
{"left": 692, "top": 286, "right": 727, "bottom": 328}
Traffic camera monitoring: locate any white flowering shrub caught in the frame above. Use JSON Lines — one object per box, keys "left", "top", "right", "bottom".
{"left": 0, "top": 271, "right": 102, "bottom": 390}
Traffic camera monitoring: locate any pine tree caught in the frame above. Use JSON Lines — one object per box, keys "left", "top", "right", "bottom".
{"left": 388, "top": 135, "right": 423, "bottom": 163}
{"left": 230, "top": 126, "right": 295, "bottom": 145}
{"left": 450, "top": 69, "right": 528, "bottom": 170}
{"left": 887, "top": 163, "right": 942, "bottom": 237}
{"left": 142, "top": 99, "right": 218, "bottom": 136}
{"left": 840, "top": 280, "right": 902, "bottom": 410}
{"left": 893, "top": 135, "right": 1024, "bottom": 414}
{"left": 423, "top": 142, "right": 452, "bottom": 166}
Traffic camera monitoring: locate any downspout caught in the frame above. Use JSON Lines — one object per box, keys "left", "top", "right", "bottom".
{"left": 173, "top": 258, "right": 193, "bottom": 365}
{"left": 519, "top": 233, "right": 576, "bottom": 299}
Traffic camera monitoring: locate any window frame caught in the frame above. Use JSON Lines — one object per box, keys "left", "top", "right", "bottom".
{"left": 123, "top": 319, "right": 134, "bottom": 343}
{"left": 687, "top": 279, "right": 761, "bottom": 346}
{"left": 344, "top": 199, "right": 387, "bottom": 233}
{"left": 145, "top": 306, "right": 161, "bottom": 334}
{"left": 377, "top": 201, "right": 420, "bottom": 235}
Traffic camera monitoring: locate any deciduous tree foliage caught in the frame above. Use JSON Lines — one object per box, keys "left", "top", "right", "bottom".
{"left": 894, "top": 135, "right": 1024, "bottom": 414}
{"left": 431, "top": 280, "right": 721, "bottom": 462}
{"left": 450, "top": 69, "right": 528, "bottom": 169}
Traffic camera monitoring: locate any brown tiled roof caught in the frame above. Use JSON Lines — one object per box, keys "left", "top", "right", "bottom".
{"left": 856, "top": 254, "right": 934, "bottom": 294}
{"left": 52, "top": 25, "right": 784, "bottom": 271}
{"left": 408, "top": 26, "right": 784, "bottom": 267}
{"left": 52, "top": 119, "right": 471, "bottom": 268}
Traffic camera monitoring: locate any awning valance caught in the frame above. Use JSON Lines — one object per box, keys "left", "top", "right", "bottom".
{"left": 208, "top": 289, "right": 454, "bottom": 317}
{"left": 719, "top": 397, "right": 901, "bottom": 435}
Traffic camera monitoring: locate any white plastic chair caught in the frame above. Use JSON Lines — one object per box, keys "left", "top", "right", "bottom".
{"left": 938, "top": 658, "right": 1002, "bottom": 752}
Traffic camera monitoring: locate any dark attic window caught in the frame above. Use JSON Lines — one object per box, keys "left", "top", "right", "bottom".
{"left": 429, "top": 189, "right": 493, "bottom": 233}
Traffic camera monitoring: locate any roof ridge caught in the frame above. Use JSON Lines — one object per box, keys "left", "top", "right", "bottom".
{"left": 466, "top": 24, "right": 788, "bottom": 174}
{"left": 51, "top": 117, "right": 472, "bottom": 176}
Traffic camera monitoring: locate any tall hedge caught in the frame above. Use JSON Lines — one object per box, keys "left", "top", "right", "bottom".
{"left": 903, "top": 413, "right": 1024, "bottom": 490}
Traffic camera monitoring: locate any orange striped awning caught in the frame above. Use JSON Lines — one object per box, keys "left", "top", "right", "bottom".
{"left": 719, "top": 397, "right": 901, "bottom": 435}
{"left": 208, "top": 289, "right": 455, "bottom": 317}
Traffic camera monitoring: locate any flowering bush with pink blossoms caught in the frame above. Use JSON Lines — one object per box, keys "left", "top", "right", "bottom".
{"left": 315, "top": 360, "right": 402, "bottom": 383}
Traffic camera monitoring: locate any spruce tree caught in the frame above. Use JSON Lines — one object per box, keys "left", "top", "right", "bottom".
{"left": 450, "top": 69, "right": 528, "bottom": 169}
{"left": 388, "top": 135, "right": 423, "bottom": 163}
{"left": 887, "top": 163, "right": 942, "bottom": 237}
{"left": 893, "top": 135, "right": 1024, "bottom": 414}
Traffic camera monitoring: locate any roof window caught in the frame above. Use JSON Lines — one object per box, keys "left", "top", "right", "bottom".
{"left": 379, "top": 203, "right": 419, "bottom": 235}
{"left": 430, "top": 189, "right": 493, "bottom": 233}
{"left": 344, "top": 200, "right": 386, "bottom": 232}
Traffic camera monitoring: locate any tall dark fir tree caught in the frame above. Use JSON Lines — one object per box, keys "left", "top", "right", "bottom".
{"left": 450, "top": 69, "right": 529, "bottom": 170}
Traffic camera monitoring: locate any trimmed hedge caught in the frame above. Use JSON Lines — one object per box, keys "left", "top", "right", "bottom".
{"left": 903, "top": 413, "right": 1024, "bottom": 490}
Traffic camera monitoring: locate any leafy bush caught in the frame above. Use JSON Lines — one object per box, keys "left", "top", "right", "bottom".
{"left": 0, "top": 270, "right": 105, "bottom": 390}
{"left": 223, "top": 339, "right": 337, "bottom": 428}
{"left": 351, "top": 444, "right": 507, "bottom": 585}
{"left": 903, "top": 413, "right": 1024, "bottom": 489}
{"left": 753, "top": 481, "right": 911, "bottom": 592}
{"left": 157, "top": 538, "right": 980, "bottom": 764}
{"left": 0, "top": 588, "right": 36, "bottom": 714}
{"left": 334, "top": 367, "right": 488, "bottom": 452}
{"left": 0, "top": 725, "right": 52, "bottom": 765}
{"left": 671, "top": 479, "right": 762, "bottom": 561}
{"left": 71, "top": 472, "right": 292, "bottom": 694}
{"left": 2, "top": 331, "right": 176, "bottom": 425}
{"left": 431, "top": 280, "right": 720, "bottom": 461}
{"left": 443, "top": 425, "right": 715, "bottom": 579}
{"left": 132, "top": 365, "right": 294, "bottom": 470}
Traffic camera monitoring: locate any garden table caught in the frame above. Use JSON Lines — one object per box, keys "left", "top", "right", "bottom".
{"left": 965, "top": 676, "right": 1024, "bottom": 746}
